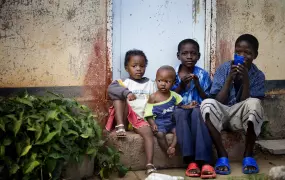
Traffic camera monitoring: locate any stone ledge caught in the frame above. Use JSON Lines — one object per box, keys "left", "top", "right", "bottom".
{"left": 106, "top": 131, "right": 245, "bottom": 170}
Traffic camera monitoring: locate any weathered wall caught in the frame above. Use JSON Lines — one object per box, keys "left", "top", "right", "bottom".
{"left": 216, "top": 0, "right": 285, "bottom": 80}
{"left": 0, "top": 0, "right": 108, "bottom": 88}
{"left": 0, "top": 0, "right": 110, "bottom": 124}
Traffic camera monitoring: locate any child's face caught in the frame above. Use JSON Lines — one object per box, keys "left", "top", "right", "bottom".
{"left": 235, "top": 40, "right": 257, "bottom": 68}
{"left": 177, "top": 43, "right": 200, "bottom": 68}
{"left": 155, "top": 70, "right": 175, "bottom": 93}
{"left": 125, "top": 55, "right": 146, "bottom": 80}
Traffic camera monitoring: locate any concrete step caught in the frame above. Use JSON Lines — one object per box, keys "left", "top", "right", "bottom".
{"left": 256, "top": 139, "right": 285, "bottom": 155}
{"left": 106, "top": 131, "right": 247, "bottom": 170}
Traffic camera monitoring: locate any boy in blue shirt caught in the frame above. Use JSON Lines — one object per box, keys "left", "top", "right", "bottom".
{"left": 172, "top": 39, "right": 215, "bottom": 178}
{"left": 201, "top": 34, "right": 265, "bottom": 175}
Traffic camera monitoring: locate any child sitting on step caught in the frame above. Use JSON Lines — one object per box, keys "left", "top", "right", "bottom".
{"left": 144, "top": 66, "right": 183, "bottom": 158}
{"left": 105, "top": 49, "right": 157, "bottom": 175}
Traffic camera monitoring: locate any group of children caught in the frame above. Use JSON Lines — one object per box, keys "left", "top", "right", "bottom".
{"left": 106, "top": 34, "right": 265, "bottom": 178}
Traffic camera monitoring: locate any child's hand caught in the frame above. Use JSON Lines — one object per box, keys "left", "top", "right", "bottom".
{"left": 227, "top": 61, "right": 238, "bottom": 81}
{"left": 151, "top": 124, "right": 158, "bottom": 134}
{"left": 181, "top": 101, "right": 198, "bottom": 109}
{"left": 189, "top": 74, "right": 199, "bottom": 86}
{"left": 127, "top": 93, "right": 136, "bottom": 101}
{"left": 236, "top": 64, "right": 249, "bottom": 82}
{"left": 180, "top": 74, "right": 192, "bottom": 87}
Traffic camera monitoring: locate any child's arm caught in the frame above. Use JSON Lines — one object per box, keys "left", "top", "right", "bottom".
{"left": 146, "top": 117, "right": 158, "bottom": 133}
{"left": 180, "top": 101, "right": 198, "bottom": 109}
{"left": 145, "top": 93, "right": 158, "bottom": 133}
{"left": 170, "top": 129, "right": 177, "bottom": 149}
{"left": 108, "top": 80, "right": 135, "bottom": 100}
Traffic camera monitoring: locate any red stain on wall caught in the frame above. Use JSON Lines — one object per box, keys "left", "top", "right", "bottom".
{"left": 83, "top": 27, "right": 112, "bottom": 127}
{"left": 218, "top": 40, "right": 233, "bottom": 67}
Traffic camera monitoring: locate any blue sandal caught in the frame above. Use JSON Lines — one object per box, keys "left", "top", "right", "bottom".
{"left": 215, "top": 157, "right": 231, "bottom": 175}
{"left": 242, "top": 157, "right": 259, "bottom": 174}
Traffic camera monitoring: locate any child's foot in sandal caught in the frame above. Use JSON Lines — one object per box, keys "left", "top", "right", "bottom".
{"left": 185, "top": 162, "right": 201, "bottom": 177}
{"left": 167, "top": 146, "right": 175, "bottom": 158}
{"left": 242, "top": 157, "right": 259, "bottom": 174}
{"left": 201, "top": 164, "right": 216, "bottom": 179}
{"left": 215, "top": 157, "right": 231, "bottom": 175}
{"left": 145, "top": 163, "right": 157, "bottom": 175}
{"left": 115, "top": 124, "right": 126, "bottom": 138}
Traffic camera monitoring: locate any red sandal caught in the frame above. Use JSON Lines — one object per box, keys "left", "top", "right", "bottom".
{"left": 185, "top": 162, "right": 200, "bottom": 177}
{"left": 201, "top": 164, "right": 216, "bottom": 179}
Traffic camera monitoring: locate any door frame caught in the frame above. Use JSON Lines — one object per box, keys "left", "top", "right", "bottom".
{"left": 107, "top": 0, "right": 217, "bottom": 79}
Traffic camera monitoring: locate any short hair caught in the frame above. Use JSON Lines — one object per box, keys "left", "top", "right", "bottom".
{"left": 235, "top": 34, "right": 259, "bottom": 53}
{"left": 157, "top": 65, "right": 176, "bottom": 79}
{"left": 177, "top": 39, "right": 200, "bottom": 52}
{"left": 124, "top": 49, "right": 148, "bottom": 67}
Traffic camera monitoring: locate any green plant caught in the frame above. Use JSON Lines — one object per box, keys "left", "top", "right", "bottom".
{"left": 96, "top": 146, "right": 128, "bottom": 179}
{"left": 0, "top": 92, "right": 127, "bottom": 180}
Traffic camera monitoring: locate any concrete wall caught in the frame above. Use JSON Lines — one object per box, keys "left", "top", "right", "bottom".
{"left": 0, "top": 0, "right": 109, "bottom": 89}
{"left": 216, "top": 0, "right": 285, "bottom": 81}
{"left": 0, "top": 0, "right": 111, "bottom": 123}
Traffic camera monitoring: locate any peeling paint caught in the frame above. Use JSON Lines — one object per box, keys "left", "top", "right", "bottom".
{"left": 192, "top": 0, "right": 200, "bottom": 24}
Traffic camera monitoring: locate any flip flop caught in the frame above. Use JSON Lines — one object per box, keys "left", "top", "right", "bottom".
{"left": 201, "top": 164, "right": 216, "bottom": 179}
{"left": 185, "top": 162, "right": 200, "bottom": 177}
{"left": 215, "top": 157, "right": 231, "bottom": 175}
{"left": 242, "top": 157, "right": 259, "bottom": 174}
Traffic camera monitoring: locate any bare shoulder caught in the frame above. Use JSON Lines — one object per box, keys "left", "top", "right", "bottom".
{"left": 148, "top": 93, "right": 157, "bottom": 103}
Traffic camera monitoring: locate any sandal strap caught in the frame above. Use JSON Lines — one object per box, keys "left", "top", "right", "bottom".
{"left": 187, "top": 162, "right": 199, "bottom": 170}
{"left": 201, "top": 164, "right": 215, "bottom": 173}
{"left": 215, "top": 157, "right": 231, "bottom": 175}
{"left": 145, "top": 164, "right": 157, "bottom": 175}
{"left": 115, "top": 124, "right": 124, "bottom": 128}
{"left": 242, "top": 157, "right": 259, "bottom": 174}
{"left": 116, "top": 128, "right": 126, "bottom": 133}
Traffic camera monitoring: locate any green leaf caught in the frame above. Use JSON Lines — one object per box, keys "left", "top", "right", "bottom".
{"left": 46, "top": 110, "right": 58, "bottom": 121}
{"left": 99, "top": 168, "right": 105, "bottom": 179}
{"left": 35, "top": 125, "right": 43, "bottom": 141}
{"left": 3, "top": 138, "right": 12, "bottom": 146}
{"left": 31, "top": 153, "right": 37, "bottom": 160}
{"left": 10, "top": 164, "right": 20, "bottom": 175}
{"left": 86, "top": 148, "right": 97, "bottom": 155}
{"left": 46, "top": 159, "right": 57, "bottom": 172}
{"left": 0, "top": 146, "right": 5, "bottom": 156}
{"left": 36, "top": 131, "right": 57, "bottom": 145}
{"left": 80, "top": 134, "right": 89, "bottom": 138}
{"left": 20, "top": 145, "right": 32, "bottom": 157}
{"left": 27, "top": 127, "right": 37, "bottom": 131}
{"left": 67, "top": 130, "right": 78, "bottom": 136}
{"left": 23, "top": 161, "right": 40, "bottom": 174}
{"left": 6, "top": 114, "right": 17, "bottom": 121}
{"left": 13, "top": 119, "right": 22, "bottom": 137}
{"left": 0, "top": 118, "right": 5, "bottom": 132}
{"left": 55, "top": 120, "right": 63, "bottom": 135}
{"left": 117, "top": 165, "right": 128, "bottom": 178}
{"left": 44, "top": 124, "right": 50, "bottom": 134}
{"left": 49, "top": 153, "right": 64, "bottom": 159}
{"left": 15, "top": 97, "right": 33, "bottom": 107}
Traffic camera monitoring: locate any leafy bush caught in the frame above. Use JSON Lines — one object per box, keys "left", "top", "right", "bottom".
{"left": 0, "top": 92, "right": 127, "bottom": 180}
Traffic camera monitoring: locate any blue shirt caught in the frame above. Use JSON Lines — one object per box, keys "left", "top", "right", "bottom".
{"left": 210, "top": 61, "right": 265, "bottom": 106}
{"left": 171, "top": 65, "right": 212, "bottom": 105}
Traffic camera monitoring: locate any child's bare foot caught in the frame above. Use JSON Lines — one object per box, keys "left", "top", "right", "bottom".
{"left": 115, "top": 124, "right": 126, "bottom": 138}
{"left": 167, "top": 147, "right": 175, "bottom": 158}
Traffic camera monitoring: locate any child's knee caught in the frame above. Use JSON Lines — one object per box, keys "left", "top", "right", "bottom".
{"left": 156, "top": 132, "right": 165, "bottom": 139}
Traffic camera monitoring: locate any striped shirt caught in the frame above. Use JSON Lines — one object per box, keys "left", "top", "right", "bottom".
{"left": 210, "top": 61, "right": 265, "bottom": 106}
